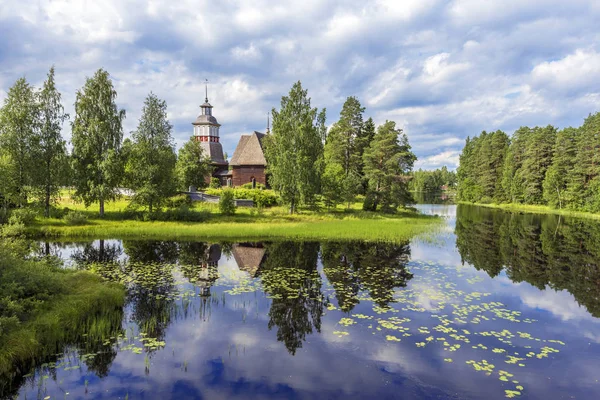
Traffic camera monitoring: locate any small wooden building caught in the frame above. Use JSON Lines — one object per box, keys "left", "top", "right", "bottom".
{"left": 229, "top": 131, "right": 267, "bottom": 187}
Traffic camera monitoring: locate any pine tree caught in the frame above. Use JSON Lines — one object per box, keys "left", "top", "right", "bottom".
{"left": 35, "top": 66, "right": 69, "bottom": 217}
{"left": 363, "top": 121, "right": 416, "bottom": 212}
{"left": 565, "top": 112, "right": 600, "bottom": 211}
{"left": 0, "top": 77, "right": 39, "bottom": 207}
{"left": 264, "top": 81, "right": 324, "bottom": 213}
{"left": 126, "top": 93, "right": 177, "bottom": 212}
{"left": 71, "top": 69, "right": 126, "bottom": 217}
{"left": 543, "top": 127, "right": 579, "bottom": 208}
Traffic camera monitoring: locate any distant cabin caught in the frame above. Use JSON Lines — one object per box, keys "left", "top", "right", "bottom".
{"left": 191, "top": 89, "right": 267, "bottom": 188}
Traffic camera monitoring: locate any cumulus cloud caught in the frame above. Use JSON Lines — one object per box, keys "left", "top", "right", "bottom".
{"left": 1, "top": 0, "right": 600, "bottom": 168}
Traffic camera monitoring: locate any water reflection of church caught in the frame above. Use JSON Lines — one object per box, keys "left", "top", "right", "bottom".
{"left": 186, "top": 242, "right": 266, "bottom": 296}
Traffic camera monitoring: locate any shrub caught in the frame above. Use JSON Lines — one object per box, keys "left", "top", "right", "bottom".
{"left": 63, "top": 211, "right": 88, "bottom": 225}
{"left": 209, "top": 178, "right": 222, "bottom": 189}
{"left": 0, "top": 221, "right": 26, "bottom": 237}
{"left": 219, "top": 189, "right": 236, "bottom": 215}
{"left": 9, "top": 208, "right": 38, "bottom": 225}
{"left": 363, "top": 192, "right": 377, "bottom": 211}
{"left": 240, "top": 182, "right": 266, "bottom": 190}
{"left": 167, "top": 194, "right": 192, "bottom": 208}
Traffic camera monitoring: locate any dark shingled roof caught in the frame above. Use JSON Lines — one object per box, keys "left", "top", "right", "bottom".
{"left": 229, "top": 131, "right": 267, "bottom": 166}
{"left": 200, "top": 141, "right": 227, "bottom": 165}
{"left": 232, "top": 244, "right": 266, "bottom": 277}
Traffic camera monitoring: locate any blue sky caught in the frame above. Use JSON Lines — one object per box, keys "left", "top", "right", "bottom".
{"left": 1, "top": 0, "right": 599, "bottom": 170}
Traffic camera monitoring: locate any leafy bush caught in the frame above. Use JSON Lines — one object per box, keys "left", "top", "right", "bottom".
{"left": 363, "top": 192, "right": 377, "bottom": 211}
{"left": 9, "top": 208, "right": 38, "bottom": 225}
{"left": 166, "top": 194, "right": 192, "bottom": 208}
{"left": 205, "top": 188, "right": 279, "bottom": 208}
{"left": 240, "top": 182, "right": 266, "bottom": 190}
{"left": 63, "top": 211, "right": 88, "bottom": 225}
{"left": 219, "top": 189, "right": 236, "bottom": 215}
{"left": 209, "top": 178, "right": 222, "bottom": 189}
{"left": 0, "top": 221, "right": 26, "bottom": 237}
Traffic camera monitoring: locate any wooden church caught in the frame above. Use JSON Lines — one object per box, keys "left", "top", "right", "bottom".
{"left": 192, "top": 89, "right": 267, "bottom": 187}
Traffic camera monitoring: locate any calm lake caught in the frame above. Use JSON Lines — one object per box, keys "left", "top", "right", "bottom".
{"left": 3, "top": 204, "right": 600, "bottom": 399}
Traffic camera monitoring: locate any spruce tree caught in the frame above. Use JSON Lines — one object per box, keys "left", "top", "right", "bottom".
{"left": 363, "top": 121, "right": 416, "bottom": 212}
{"left": 126, "top": 93, "right": 177, "bottom": 212}
{"left": 543, "top": 127, "right": 579, "bottom": 208}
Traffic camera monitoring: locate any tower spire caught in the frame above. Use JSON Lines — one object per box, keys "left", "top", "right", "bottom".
{"left": 204, "top": 78, "right": 209, "bottom": 102}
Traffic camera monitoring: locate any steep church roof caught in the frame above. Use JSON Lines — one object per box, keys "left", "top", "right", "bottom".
{"left": 229, "top": 131, "right": 267, "bottom": 166}
{"left": 231, "top": 243, "right": 266, "bottom": 277}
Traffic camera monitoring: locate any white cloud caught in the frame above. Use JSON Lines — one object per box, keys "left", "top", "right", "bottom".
{"left": 1, "top": 0, "right": 599, "bottom": 166}
{"left": 531, "top": 49, "right": 600, "bottom": 95}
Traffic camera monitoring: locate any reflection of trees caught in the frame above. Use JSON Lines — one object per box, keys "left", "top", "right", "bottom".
{"left": 455, "top": 204, "right": 600, "bottom": 317}
{"left": 123, "top": 240, "right": 178, "bottom": 264}
{"left": 179, "top": 242, "right": 220, "bottom": 296}
{"left": 260, "top": 241, "right": 323, "bottom": 355}
{"left": 71, "top": 239, "right": 123, "bottom": 266}
{"left": 321, "top": 241, "right": 412, "bottom": 311}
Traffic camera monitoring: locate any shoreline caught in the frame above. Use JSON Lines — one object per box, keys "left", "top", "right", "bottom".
{"left": 458, "top": 201, "right": 600, "bottom": 221}
{"left": 28, "top": 212, "right": 441, "bottom": 243}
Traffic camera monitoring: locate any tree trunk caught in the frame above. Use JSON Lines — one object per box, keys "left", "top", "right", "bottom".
{"left": 99, "top": 197, "right": 105, "bottom": 217}
{"left": 149, "top": 199, "right": 153, "bottom": 213}
{"left": 290, "top": 198, "right": 295, "bottom": 214}
{"left": 45, "top": 184, "right": 51, "bottom": 218}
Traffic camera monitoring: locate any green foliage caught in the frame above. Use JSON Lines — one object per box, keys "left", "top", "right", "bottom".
{"left": 125, "top": 93, "right": 177, "bottom": 212}
{"left": 363, "top": 121, "right": 416, "bottom": 212}
{"left": 0, "top": 238, "right": 125, "bottom": 377}
{"left": 33, "top": 66, "right": 69, "bottom": 217}
{"left": 240, "top": 181, "right": 266, "bottom": 190}
{"left": 219, "top": 189, "right": 236, "bottom": 215}
{"left": 457, "top": 130, "right": 509, "bottom": 202}
{"left": 176, "top": 138, "right": 211, "bottom": 191}
{"left": 410, "top": 166, "right": 457, "bottom": 192}
{"left": 0, "top": 77, "right": 39, "bottom": 207}
{"left": 71, "top": 69, "right": 126, "bottom": 217}
{"left": 209, "top": 177, "right": 222, "bottom": 189}
{"left": 458, "top": 112, "right": 600, "bottom": 213}
{"left": 166, "top": 194, "right": 192, "bottom": 208}
{"left": 205, "top": 188, "right": 279, "bottom": 207}
{"left": 264, "top": 81, "right": 325, "bottom": 213}
{"left": 63, "top": 210, "right": 88, "bottom": 225}
{"left": 8, "top": 207, "right": 38, "bottom": 225}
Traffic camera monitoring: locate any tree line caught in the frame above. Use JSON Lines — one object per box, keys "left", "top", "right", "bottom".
{"left": 0, "top": 67, "right": 223, "bottom": 217}
{"left": 456, "top": 111, "right": 600, "bottom": 212}
{"left": 408, "top": 166, "right": 456, "bottom": 192}
{"left": 266, "top": 82, "right": 417, "bottom": 213}
{"left": 0, "top": 69, "right": 417, "bottom": 217}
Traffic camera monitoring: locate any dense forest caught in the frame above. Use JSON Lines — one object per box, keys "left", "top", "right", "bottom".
{"left": 0, "top": 67, "right": 417, "bottom": 218}
{"left": 408, "top": 166, "right": 456, "bottom": 192}
{"left": 456, "top": 112, "right": 600, "bottom": 212}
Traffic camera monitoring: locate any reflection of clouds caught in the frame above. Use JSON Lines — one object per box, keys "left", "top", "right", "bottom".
{"left": 489, "top": 275, "right": 598, "bottom": 323}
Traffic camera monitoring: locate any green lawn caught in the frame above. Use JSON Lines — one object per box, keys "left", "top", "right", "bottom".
{"left": 29, "top": 191, "right": 442, "bottom": 243}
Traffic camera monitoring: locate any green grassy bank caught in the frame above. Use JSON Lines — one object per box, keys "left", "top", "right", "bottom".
{"left": 0, "top": 240, "right": 125, "bottom": 382}
{"left": 18, "top": 192, "right": 443, "bottom": 243}
{"left": 30, "top": 209, "right": 440, "bottom": 243}
{"left": 459, "top": 201, "right": 600, "bottom": 221}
